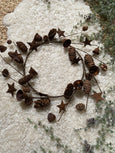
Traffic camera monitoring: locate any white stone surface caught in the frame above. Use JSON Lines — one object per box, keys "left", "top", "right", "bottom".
{"left": 0, "top": 0, "right": 115, "bottom": 153}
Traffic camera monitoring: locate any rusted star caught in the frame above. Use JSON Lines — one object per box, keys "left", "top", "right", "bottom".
{"left": 7, "top": 83, "right": 17, "bottom": 96}
{"left": 8, "top": 50, "right": 20, "bottom": 58}
{"left": 91, "top": 92, "right": 104, "bottom": 103}
{"left": 8, "top": 50, "right": 23, "bottom": 64}
{"left": 57, "top": 100, "right": 68, "bottom": 113}
{"left": 83, "top": 37, "right": 92, "bottom": 46}
{"left": 57, "top": 28, "right": 65, "bottom": 37}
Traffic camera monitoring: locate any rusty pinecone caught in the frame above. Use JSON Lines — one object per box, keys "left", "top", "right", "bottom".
{"left": 84, "top": 54, "right": 99, "bottom": 75}
{"left": 34, "top": 98, "right": 50, "bottom": 108}
{"left": 83, "top": 80, "right": 91, "bottom": 94}
{"left": 76, "top": 103, "right": 85, "bottom": 111}
{"left": 64, "top": 83, "right": 74, "bottom": 99}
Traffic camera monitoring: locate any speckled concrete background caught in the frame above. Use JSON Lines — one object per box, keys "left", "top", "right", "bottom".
{"left": 0, "top": 1, "right": 115, "bottom": 153}
{"left": 0, "top": 0, "right": 22, "bottom": 44}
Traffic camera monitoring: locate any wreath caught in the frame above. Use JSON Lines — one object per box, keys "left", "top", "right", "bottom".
{"left": 0, "top": 27, "right": 107, "bottom": 122}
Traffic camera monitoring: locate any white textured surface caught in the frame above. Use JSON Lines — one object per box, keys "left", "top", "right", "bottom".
{"left": 0, "top": 0, "right": 115, "bottom": 153}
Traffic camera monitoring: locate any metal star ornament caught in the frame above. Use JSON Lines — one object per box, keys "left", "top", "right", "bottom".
{"left": 57, "top": 28, "right": 65, "bottom": 37}
{"left": 7, "top": 83, "right": 17, "bottom": 96}
{"left": 91, "top": 92, "right": 104, "bottom": 103}
{"left": 57, "top": 100, "right": 68, "bottom": 113}
{"left": 83, "top": 37, "right": 92, "bottom": 46}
